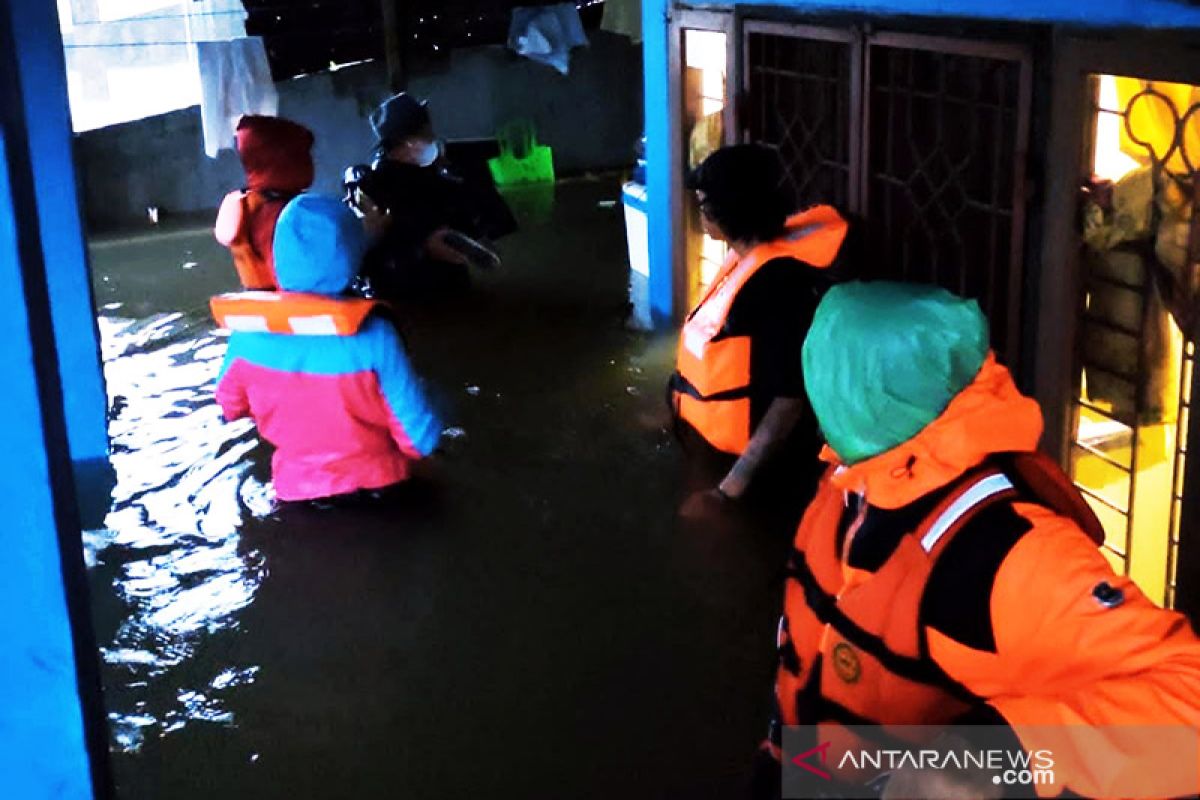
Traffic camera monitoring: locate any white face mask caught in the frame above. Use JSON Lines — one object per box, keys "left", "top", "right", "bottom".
{"left": 412, "top": 139, "right": 440, "bottom": 167}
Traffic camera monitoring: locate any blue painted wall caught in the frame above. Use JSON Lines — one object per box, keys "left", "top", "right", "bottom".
{"left": 643, "top": 0, "right": 674, "bottom": 325}
{"left": 0, "top": 0, "right": 111, "bottom": 796}
{"left": 641, "top": 0, "right": 1200, "bottom": 323}
{"left": 9, "top": 0, "right": 113, "bottom": 527}
{"left": 0, "top": 62, "right": 96, "bottom": 800}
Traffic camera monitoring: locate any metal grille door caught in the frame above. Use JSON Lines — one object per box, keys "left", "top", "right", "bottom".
{"left": 862, "top": 35, "right": 1032, "bottom": 363}
{"left": 743, "top": 24, "right": 859, "bottom": 210}
{"left": 741, "top": 26, "right": 1031, "bottom": 366}
{"left": 1168, "top": 343, "right": 1193, "bottom": 606}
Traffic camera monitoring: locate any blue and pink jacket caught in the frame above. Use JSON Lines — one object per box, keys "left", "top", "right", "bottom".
{"left": 215, "top": 194, "right": 441, "bottom": 501}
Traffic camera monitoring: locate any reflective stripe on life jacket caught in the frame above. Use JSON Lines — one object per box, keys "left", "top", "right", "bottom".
{"left": 211, "top": 291, "right": 382, "bottom": 336}
{"left": 670, "top": 205, "right": 848, "bottom": 455}
{"left": 214, "top": 189, "right": 290, "bottom": 290}
{"left": 777, "top": 452, "right": 1104, "bottom": 785}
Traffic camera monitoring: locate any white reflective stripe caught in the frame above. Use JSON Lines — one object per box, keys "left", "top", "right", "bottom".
{"left": 222, "top": 314, "right": 270, "bottom": 332}
{"left": 920, "top": 473, "right": 1015, "bottom": 553}
{"left": 289, "top": 315, "right": 339, "bottom": 335}
{"left": 682, "top": 324, "right": 710, "bottom": 359}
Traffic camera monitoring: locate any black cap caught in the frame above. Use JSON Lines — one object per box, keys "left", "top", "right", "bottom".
{"left": 369, "top": 93, "right": 431, "bottom": 149}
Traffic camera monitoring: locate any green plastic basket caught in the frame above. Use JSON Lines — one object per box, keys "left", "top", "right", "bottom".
{"left": 488, "top": 120, "right": 556, "bottom": 186}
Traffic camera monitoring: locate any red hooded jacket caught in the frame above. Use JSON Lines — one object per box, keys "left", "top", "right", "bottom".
{"left": 214, "top": 115, "right": 314, "bottom": 289}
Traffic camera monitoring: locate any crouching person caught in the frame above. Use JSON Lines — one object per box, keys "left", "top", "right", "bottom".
{"left": 757, "top": 282, "right": 1200, "bottom": 799}
{"left": 213, "top": 194, "right": 442, "bottom": 504}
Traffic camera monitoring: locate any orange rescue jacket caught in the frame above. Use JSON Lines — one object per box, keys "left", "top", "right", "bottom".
{"left": 214, "top": 189, "right": 290, "bottom": 290}
{"left": 211, "top": 291, "right": 383, "bottom": 336}
{"left": 778, "top": 355, "right": 1200, "bottom": 797}
{"left": 671, "top": 205, "right": 848, "bottom": 455}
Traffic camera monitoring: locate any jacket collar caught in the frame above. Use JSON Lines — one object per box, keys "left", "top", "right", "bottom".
{"left": 824, "top": 354, "right": 1043, "bottom": 509}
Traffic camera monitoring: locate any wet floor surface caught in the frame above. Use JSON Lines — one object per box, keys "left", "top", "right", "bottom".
{"left": 86, "top": 178, "right": 792, "bottom": 799}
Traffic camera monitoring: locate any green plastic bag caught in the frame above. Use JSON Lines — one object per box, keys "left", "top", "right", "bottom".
{"left": 488, "top": 120, "right": 556, "bottom": 186}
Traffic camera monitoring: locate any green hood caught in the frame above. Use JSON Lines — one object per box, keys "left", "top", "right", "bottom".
{"left": 802, "top": 282, "right": 990, "bottom": 465}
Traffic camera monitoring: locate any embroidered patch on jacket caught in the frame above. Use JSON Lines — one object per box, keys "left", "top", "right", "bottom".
{"left": 831, "top": 641, "right": 860, "bottom": 684}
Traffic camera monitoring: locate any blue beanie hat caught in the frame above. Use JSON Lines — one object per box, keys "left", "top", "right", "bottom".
{"left": 272, "top": 194, "right": 366, "bottom": 296}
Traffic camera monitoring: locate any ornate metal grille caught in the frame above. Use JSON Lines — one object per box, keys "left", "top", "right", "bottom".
{"left": 1168, "top": 342, "right": 1193, "bottom": 606}
{"left": 741, "top": 29, "right": 1030, "bottom": 364}
{"left": 1070, "top": 76, "right": 1200, "bottom": 607}
{"left": 862, "top": 36, "right": 1031, "bottom": 362}
{"left": 743, "top": 25, "right": 857, "bottom": 210}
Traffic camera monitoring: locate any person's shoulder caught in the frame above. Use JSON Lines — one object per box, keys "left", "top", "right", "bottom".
{"left": 750, "top": 255, "right": 811, "bottom": 281}
{"left": 919, "top": 496, "right": 1034, "bottom": 651}
{"left": 355, "top": 311, "right": 409, "bottom": 354}
{"left": 735, "top": 256, "right": 825, "bottom": 309}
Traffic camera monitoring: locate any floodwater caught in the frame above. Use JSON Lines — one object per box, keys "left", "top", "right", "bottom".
{"left": 85, "top": 179, "right": 789, "bottom": 798}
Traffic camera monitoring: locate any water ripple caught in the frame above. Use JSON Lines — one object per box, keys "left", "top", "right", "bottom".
{"left": 90, "top": 310, "right": 272, "bottom": 753}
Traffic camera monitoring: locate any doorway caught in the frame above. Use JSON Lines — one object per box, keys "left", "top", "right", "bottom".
{"left": 670, "top": 9, "right": 736, "bottom": 312}
{"left": 1068, "top": 72, "right": 1198, "bottom": 607}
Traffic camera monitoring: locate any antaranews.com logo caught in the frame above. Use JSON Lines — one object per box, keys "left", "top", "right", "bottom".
{"left": 782, "top": 724, "right": 1199, "bottom": 799}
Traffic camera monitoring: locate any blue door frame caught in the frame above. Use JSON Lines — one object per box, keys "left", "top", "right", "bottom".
{"left": 0, "top": 0, "right": 114, "bottom": 796}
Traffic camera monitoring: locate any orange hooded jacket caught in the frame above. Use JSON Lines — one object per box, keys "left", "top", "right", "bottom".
{"left": 214, "top": 116, "right": 315, "bottom": 290}
{"left": 778, "top": 354, "right": 1200, "bottom": 798}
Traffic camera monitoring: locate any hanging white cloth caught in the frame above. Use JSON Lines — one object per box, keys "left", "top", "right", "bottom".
{"left": 58, "top": 0, "right": 252, "bottom": 133}
{"left": 195, "top": 37, "right": 278, "bottom": 158}
{"left": 508, "top": 4, "right": 589, "bottom": 76}
{"left": 601, "top": 0, "right": 642, "bottom": 44}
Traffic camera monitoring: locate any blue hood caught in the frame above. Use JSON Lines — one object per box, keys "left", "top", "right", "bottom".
{"left": 272, "top": 194, "right": 366, "bottom": 295}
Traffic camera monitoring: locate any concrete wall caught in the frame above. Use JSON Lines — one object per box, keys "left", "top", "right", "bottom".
{"left": 76, "top": 31, "right": 643, "bottom": 230}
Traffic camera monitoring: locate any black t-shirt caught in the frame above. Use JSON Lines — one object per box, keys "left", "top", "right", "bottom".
{"left": 714, "top": 255, "right": 829, "bottom": 433}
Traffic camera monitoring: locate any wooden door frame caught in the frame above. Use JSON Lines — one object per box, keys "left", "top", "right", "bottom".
{"left": 668, "top": 5, "right": 738, "bottom": 322}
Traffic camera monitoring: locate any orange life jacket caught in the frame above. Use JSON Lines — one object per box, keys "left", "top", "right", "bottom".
{"left": 214, "top": 189, "right": 286, "bottom": 290}
{"left": 777, "top": 451, "right": 1105, "bottom": 784}
{"left": 671, "top": 205, "right": 848, "bottom": 455}
{"left": 210, "top": 291, "right": 383, "bottom": 336}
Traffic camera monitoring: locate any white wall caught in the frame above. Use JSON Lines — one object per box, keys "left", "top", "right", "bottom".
{"left": 76, "top": 32, "right": 644, "bottom": 229}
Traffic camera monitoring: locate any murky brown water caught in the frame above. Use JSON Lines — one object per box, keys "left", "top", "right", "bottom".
{"left": 86, "top": 180, "right": 788, "bottom": 799}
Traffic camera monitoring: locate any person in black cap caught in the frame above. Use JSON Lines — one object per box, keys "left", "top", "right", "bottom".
{"left": 344, "top": 92, "right": 516, "bottom": 301}
{"left": 670, "top": 144, "right": 859, "bottom": 532}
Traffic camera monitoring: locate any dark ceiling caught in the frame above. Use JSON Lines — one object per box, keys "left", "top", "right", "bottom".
{"left": 243, "top": 0, "right": 606, "bottom": 81}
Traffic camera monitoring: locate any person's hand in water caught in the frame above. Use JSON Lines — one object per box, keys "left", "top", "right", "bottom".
{"left": 680, "top": 487, "right": 738, "bottom": 521}
{"left": 425, "top": 227, "right": 473, "bottom": 267}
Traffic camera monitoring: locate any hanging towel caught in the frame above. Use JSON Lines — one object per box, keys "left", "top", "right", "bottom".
{"left": 601, "top": 0, "right": 642, "bottom": 44}
{"left": 508, "top": 4, "right": 589, "bottom": 76}
{"left": 196, "top": 38, "right": 278, "bottom": 158}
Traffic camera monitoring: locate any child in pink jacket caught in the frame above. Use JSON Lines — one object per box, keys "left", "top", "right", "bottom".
{"left": 215, "top": 194, "right": 442, "bottom": 502}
